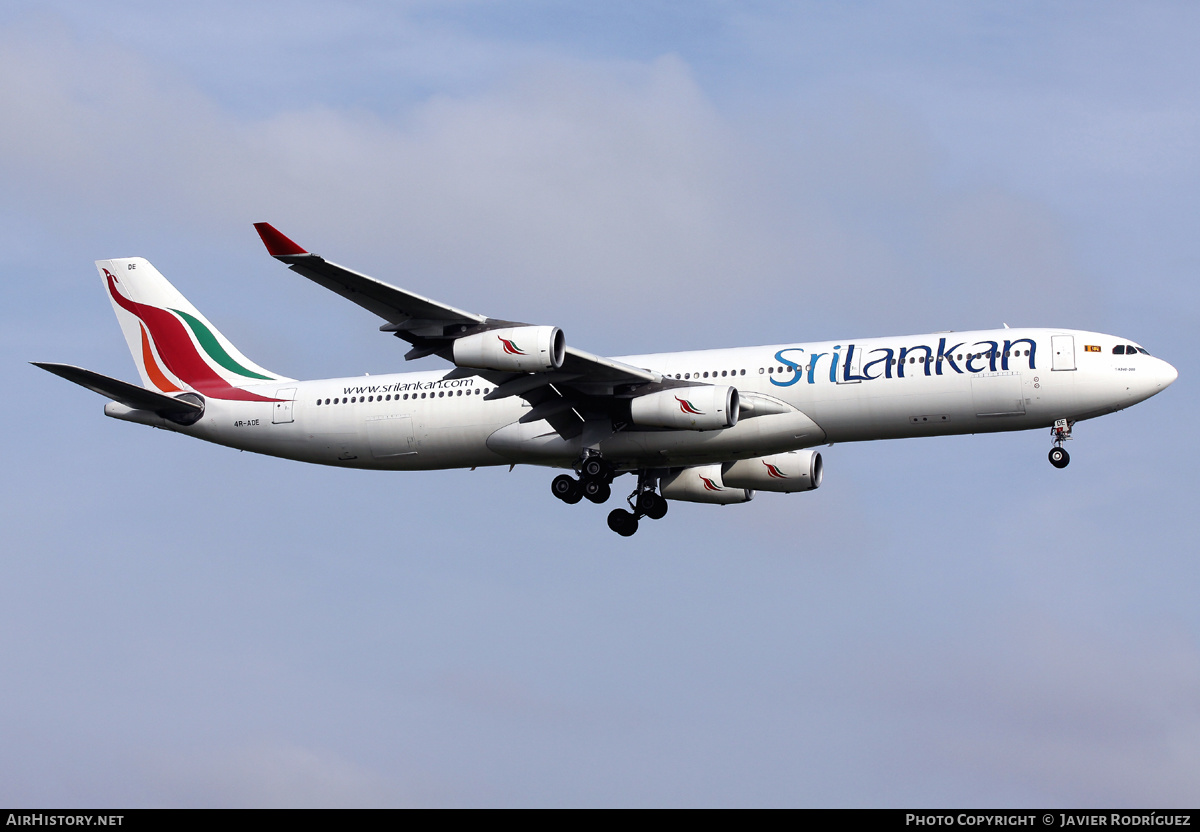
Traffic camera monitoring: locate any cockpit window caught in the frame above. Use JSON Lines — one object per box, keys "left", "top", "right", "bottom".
{"left": 1137, "top": 347, "right": 1150, "bottom": 355}
{"left": 1112, "top": 345, "right": 1125, "bottom": 354}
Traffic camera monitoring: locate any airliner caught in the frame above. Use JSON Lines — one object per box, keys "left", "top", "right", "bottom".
{"left": 35, "top": 223, "right": 1178, "bottom": 535}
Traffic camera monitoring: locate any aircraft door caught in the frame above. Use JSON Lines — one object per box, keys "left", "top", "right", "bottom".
{"left": 1051, "top": 335, "right": 1076, "bottom": 371}
{"left": 272, "top": 388, "right": 297, "bottom": 423}
{"left": 366, "top": 414, "right": 416, "bottom": 458}
{"left": 837, "top": 344, "right": 863, "bottom": 384}
{"left": 972, "top": 372, "right": 1025, "bottom": 416}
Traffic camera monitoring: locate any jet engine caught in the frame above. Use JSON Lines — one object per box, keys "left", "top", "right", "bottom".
{"left": 659, "top": 464, "right": 754, "bottom": 504}
{"left": 452, "top": 326, "right": 565, "bottom": 372}
{"left": 630, "top": 386, "right": 739, "bottom": 431}
{"left": 721, "top": 450, "right": 822, "bottom": 493}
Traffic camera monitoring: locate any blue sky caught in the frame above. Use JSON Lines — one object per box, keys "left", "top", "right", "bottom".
{"left": 1, "top": 1, "right": 1197, "bottom": 807}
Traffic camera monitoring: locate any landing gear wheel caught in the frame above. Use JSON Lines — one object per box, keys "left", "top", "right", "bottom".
{"left": 551, "top": 474, "right": 582, "bottom": 504}
{"left": 607, "top": 509, "right": 639, "bottom": 536}
{"left": 582, "top": 457, "right": 613, "bottom": 482}
{"left": 636, "top": 491, "right": 668, "bottom": 520}
{"left": 1048, "top": 447, "right": 1070, "bottom": 469}
{"left": 584, "top": 480, "right": 611, "bottom": 504}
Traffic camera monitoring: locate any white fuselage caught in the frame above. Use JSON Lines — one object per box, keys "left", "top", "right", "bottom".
{"left": 113, "top": 328, "right": 1176, "bottom": 472}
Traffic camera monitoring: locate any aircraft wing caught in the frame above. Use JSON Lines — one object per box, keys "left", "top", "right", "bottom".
{"left": 254, "top": 223, "right": 485, "bottom": 329}
{"left": 254, "top": 223, "right": 660, "bottom": 392}
{"left": 561, "top": 347, "right": 658, "bottom": 386}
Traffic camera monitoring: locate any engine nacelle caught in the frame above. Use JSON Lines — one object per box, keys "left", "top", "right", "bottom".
{"left": 659, "top": 464, "right": 754, "bottom": 505}
{"left": 452, "top": 326, "right": 565, "bottom": 372}
{"left": 722, "top": 450, "right": 823, "bottom": 493}
{"left": 630, "top": 386, "right": 739, "bottom": 431}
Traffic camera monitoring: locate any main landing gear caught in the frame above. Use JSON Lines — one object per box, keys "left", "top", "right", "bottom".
{"left": 550, "top": 455, "right": 615, "bottom": 506}
{"left": 1048, "top": 418, "right": 1073, "bottom": 469}
{"left": 606, "top": 471, "right": 668, "bottom": 538}
{"left": 550, "top": 459, "right": 669, "bottom": 536}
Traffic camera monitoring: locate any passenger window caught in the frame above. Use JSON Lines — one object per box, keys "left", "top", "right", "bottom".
{"left": 767, "top": 367, "right": 773, "bottom": 374}
{"left": 740, "top": 369, "right": 745, "bottom": 375}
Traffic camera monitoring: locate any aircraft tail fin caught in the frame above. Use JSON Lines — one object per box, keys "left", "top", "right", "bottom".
{"left": 97, "top": 258, "right": 292, "bottom": 396}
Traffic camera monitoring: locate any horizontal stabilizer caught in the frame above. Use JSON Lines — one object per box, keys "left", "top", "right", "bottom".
{"left": 32, "top": 362, "right": 203, "bottom": 417}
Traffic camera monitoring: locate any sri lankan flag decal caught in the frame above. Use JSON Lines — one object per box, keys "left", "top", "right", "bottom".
{"left": 1085, "top": 345, "right": 1101, "bottom": 352}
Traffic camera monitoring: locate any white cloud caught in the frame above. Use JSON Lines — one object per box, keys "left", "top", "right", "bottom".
{"left": 0, "top": 19, "right": 1098, "bottom": 349}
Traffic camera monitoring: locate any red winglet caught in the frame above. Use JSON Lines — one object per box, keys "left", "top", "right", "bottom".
{"left": 253, "top": 222, "right": 307, "bottom": 256}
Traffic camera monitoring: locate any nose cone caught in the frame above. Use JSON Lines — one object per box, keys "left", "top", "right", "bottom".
{"left": 1121, "top": 356, "right": 1177, "bottom": 406}
{"left": 1156, "top": 358, "right": 1179, "bottom": 390}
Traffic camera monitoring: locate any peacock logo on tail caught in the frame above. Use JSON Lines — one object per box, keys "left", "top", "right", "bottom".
{"left": 103, "top": 267, "right": 280, "bottom": 402}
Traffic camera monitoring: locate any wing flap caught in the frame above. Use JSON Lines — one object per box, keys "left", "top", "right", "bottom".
{"left": 560, "top": 347, "right": 660, "bottom": 386}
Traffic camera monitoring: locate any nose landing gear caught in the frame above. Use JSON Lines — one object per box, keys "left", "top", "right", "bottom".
{"left": 1048, "top": 418, "right": 1073, "bottom": 469}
